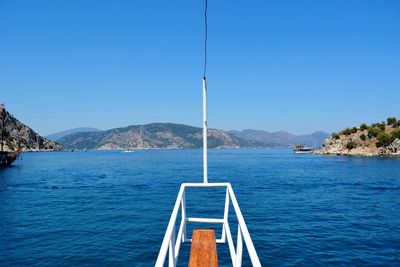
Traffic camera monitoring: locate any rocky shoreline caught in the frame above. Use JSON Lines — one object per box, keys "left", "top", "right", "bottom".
{"left": 0, "top": 107, "right": 61, "bottom": 152}
{"left": 318, "top": 117, "right": 400, "bottom": 157}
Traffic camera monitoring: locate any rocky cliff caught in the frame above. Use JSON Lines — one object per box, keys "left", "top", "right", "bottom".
{"left": 319, "top": 117, "right": 400, "bottom": 156}
{"left": 0, "top": 107, "right": 61, "bottom": 151}
{"left": 57, "top": 123, "right": 260, "bottom": 150}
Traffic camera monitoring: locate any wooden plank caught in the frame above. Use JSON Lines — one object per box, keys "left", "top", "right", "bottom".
{"left": 188, "top": 229, "right": 218, "bottom": 267}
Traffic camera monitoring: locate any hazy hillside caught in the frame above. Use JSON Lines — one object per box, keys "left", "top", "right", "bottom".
{"left": 229, "top": 129, "right": 330, "bottom": 147}
{"left": 57, "top": 123, "right": 260, "bottom": 150}
{"left": 46, "top": 127, "right": 100, "bottom": 141}
{"left": 0, "top": 107, "right": 61, "bottom": 151}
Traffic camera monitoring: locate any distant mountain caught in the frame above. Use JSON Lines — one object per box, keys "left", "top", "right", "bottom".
{"left": 46, "top": 127, "right": 100, "bottom": 141}
{"left": 0, "top": 107, "right": 61, "bottom": 151}
{"left": 229, "top": 129, "right": 330, "bottom": 147}
{"left": 57, "top": 123, "right": 260, "bottom": 150}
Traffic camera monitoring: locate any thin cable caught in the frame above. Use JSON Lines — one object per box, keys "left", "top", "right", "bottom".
{"left": 203, "top": 0, "right": 208, "bottom": 79}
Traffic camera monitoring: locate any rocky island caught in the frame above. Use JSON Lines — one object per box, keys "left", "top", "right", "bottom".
{"left": 319, "top": 117, "right": 400, "bottom": 156}
{"left": 0, "top": 107, "right": 61, "bottom": 152}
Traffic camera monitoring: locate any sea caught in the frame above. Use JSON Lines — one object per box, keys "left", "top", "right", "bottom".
{"left": 0, "top": 149, "right": 399, "bottom": 266}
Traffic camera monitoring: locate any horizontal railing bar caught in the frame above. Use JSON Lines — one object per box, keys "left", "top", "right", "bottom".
{"left": 181, "top": 182, "right": 230, "bottom": 188}
{"left": 216, "top": 238, "right": 225, "bottom": 244}
{"left": 184, "top": 238, "right": 226, "bottom": 244}
{"left": 186, "top": 217, "right": 224, "bottom": 224}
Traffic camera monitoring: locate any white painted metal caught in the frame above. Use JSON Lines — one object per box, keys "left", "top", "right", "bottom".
{"left": 174, "top": 217, "right": 184, "bottom": 261}
{"left": 186, "top": 217, "right": 224, "bottom": 224}
{"left": 168, "top": 225, "right": 175, "bottom": 267}
{"left": 155, "top": 186, "right": 185, "bottom": 267}
{"left": 155, "top": 183, "right": 261, "bottom": 267}
{"left": 202, "top": 78, "right": 208, "bottom": 183}
{"left": 227, "top": 184, "right": 261, "bottom": 267}
{"left": 236, "top": 227, "right": 243, "bottom": 266}
{"left": 183, "top": 182, "right": 228, "bottom": 187}
{"left": 224, "top": 221, "right": 237, "bottom": 266}
{"left": 181, "top": 192, "right": 186, "bottom": 242}
{"left": 221, "top": 188, "right": 230, "bottom": 243}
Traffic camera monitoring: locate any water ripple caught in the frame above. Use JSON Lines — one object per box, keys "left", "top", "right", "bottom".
{"left": 0, "top": 149, "right": 399, "bottom": 266}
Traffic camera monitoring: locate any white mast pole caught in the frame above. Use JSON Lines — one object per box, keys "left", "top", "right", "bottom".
{"left": 202, "top": 77, "right": 208, "bottom": 183}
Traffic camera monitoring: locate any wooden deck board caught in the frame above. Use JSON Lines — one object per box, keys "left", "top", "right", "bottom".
{"left": 188, "top": 229, "right": 218, "bottom": 267}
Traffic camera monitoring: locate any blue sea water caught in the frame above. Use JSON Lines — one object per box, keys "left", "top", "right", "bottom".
{"left": 0, "top": 149, "right": 399, "bottom": 266}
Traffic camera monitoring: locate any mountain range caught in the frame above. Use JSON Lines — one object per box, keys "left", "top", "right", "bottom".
{"left": 46, "top": 127, "right": 100, "bottom": 141}
{"left": 56, "top": 123, "right": 259, "bottom": 150}
{"left": 54, "top": 123, "right": 330, "bottom": 150}
{"left": 229, "top": 129, "right": 330, "bottom": 147}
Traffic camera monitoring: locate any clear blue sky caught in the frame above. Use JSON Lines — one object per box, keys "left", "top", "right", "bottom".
{"left": 1, "top": 0, "right": 399, "bottom": 135}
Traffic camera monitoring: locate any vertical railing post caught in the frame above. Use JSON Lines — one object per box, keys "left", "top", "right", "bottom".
{"left": 222, "top": 187, "right": 230, "bottom": 242}
{"left": 236, "top": 226, "right": 243, "bottom": 267}
{"left": 169, "top": 225, "right": 176, "bottom": 267}
{"left": 181, "top": 190, "right": 186, "bottom": 242}
{"left": 202, "top": 77, "right": 208, "bottom": 183}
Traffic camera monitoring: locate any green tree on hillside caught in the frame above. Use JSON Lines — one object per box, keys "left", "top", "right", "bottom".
{"left": 346, "top": 141, "right": 356, "bottom": 149}
{"left": 331, "top": 132, "right": 340, "bottom": 139}
{"left": 376, "top": 132, "right": 391, "bottom": 147}
{"left": 391, "top": 129, "right": 400, "bottom": 142}
{"left": 341, "top": 128, "right": 353, "bottom": 135}
{"left": 367, "top": 127, "right": 382, "bottom": 138}
{"left": 360, "top": 123, "right": 368, "bottom": 131}
{"left": 387, "top": 117, "right": 397, "bottom": 125}
{"left": 378, "top": 122, "right": 386, "bottom": 131}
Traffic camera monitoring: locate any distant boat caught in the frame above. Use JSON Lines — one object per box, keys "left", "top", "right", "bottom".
{"left": 122, "top": 150, "right": 134, "bottom": 153}
{"left": 293, "top": 145, "right": 315, "bottom": 154}
{"left": 0, "top": 150, "right": 21, "bottom": 168}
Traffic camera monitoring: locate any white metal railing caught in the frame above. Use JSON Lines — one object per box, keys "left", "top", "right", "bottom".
{"left": 155, "top": 182, "right": 261, "bottom": 267}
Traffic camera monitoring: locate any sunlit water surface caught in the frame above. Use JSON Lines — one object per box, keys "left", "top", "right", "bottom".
{"left": 1, "top": 149, "right": 399, "bottom": 266}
